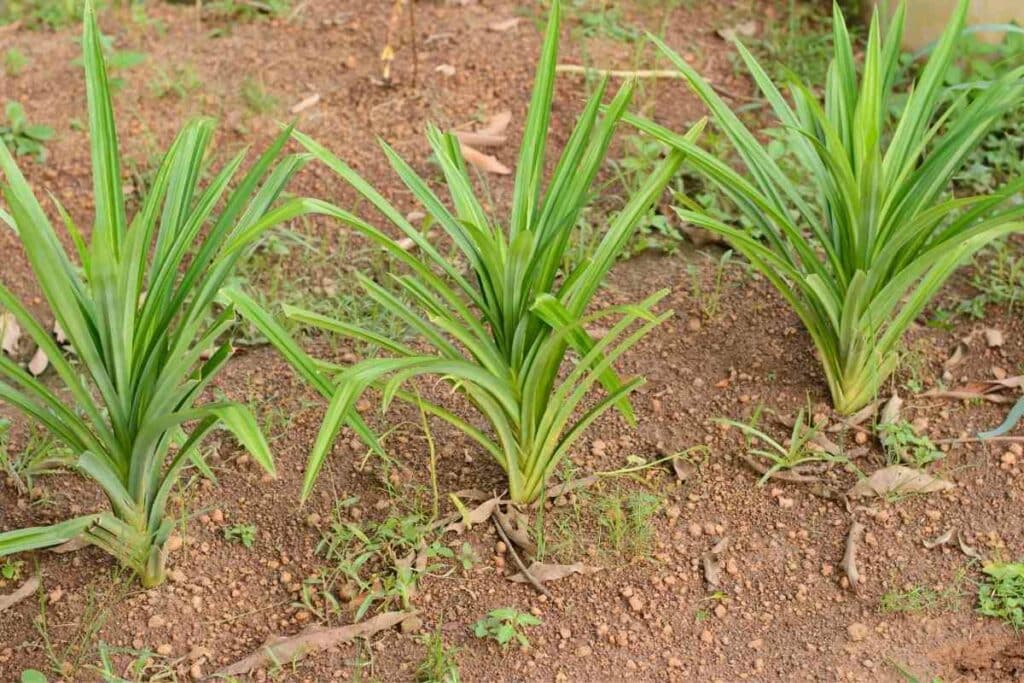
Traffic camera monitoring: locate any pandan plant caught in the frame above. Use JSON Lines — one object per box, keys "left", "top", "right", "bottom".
{"left": 628, "top": 0, "right": 1024, "bottom": 414}
{"left": 228, "top": 0, "right": 700, "bottom": 504}
{"left": 0, "top": 3, "right": 299, "bottom": 587}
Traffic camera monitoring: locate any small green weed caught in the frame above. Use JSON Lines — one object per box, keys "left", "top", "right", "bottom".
{"left": 1, "top": 102, "right": 53, "bottom": 162}
{"left": 688, "top": 249, "right": 734, "bottom": 319}
{"left": 4, "top": 48, "right": 29, "bottom": 76}
{"left": 719, "top": 405, "right": 846, "bottom": 484}
{"left": 456, "top": 542, "right": 478, "bottom": 572}
{"left": 416, "top": 629, "right": 460, "bottom": 683}
{"left": 224, "top": 523, "right": 257, "bottom": 549}
{"left": 1, "top": 558, "right": 24, "bottom": 581}
{"left": 978, "top": 561, "right": 1024, "bottom": 630}
{"left": 472, "top": 608, "right": 541, "bottom": 649}
{"left": 879, "top": 421, "right": 943, "bottom": 467}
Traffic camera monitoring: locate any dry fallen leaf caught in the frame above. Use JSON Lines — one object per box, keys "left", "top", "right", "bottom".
{"left": 487, "top": 17, "right": 520, "bottom": 32}
{"left": 460, "top": 144, "right": 511, "bottom": 175}
{"left": 702, "top": 537, "right": 730, "bottom": 587}
{"left": 494, "top": 506, "right": 535, "bottom": 554}
{"left": 444, "top": 496, "right": 500, "bottom": 535}
{"left": 924, "top": 528, "right": 955, "bottom": 549}
{"left": 450, "top": 488, "right": 492, "bottom": 502}
{"left": 290, "top": 93, "right": 321, "bottom": 114}
{"left": 453, "top": 130, "right": 507, "bottom": 148}
{"left": 832, "top": 400, "right": 879, "bottom": 431}
{"left": 944, "top": 343, "right": 966, "bottom": 370}
{"left": 880, "top": 392, "right": 903, "bottom": 425}
{"left": 507, "top": 562, "right": 600, "bottom": 584}
{"left": 957, "top": 531, "right": 984, "bottom": 560}
{"left": 53, "top": 320, "right": 68, "bottom": 346}
{"left": 28, "top": 347, "right": 48, "bottom": 377}
{"left": 717, "top": 20, "right": 758, "bottom": 42}
{"left": 544, "top": 474, "right": 598, "bottom": 499}
{"left": 217, "top": 611, "right": 408, "bottom": 676}
{"left": 985, "top": 328, "right": 1005, "bottom": 348}
{"left": 847, "top": 465, "right": 954, "bottom": 499}
{"left": 435, "top": 64, "right": 456, "bottom": 77}
{"left": 671, "top": 456, "right": 697, "bottom": 482}
{"left": 1, "top": 312, "right": 21, "bottom": 355}
{"left": 922, "top": 376, "right": 1022, "bottom": 404}
{"left": 479, "top": 110, "right": 512, "bottom": 137}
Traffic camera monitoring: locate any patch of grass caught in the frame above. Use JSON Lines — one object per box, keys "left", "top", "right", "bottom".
{"left": 4, "top": 48, "right": 29, "bottom": 76}
{"left": 608, "top": 133, "right": 684, "bottom": 255}
{"left": 224, "top": 523, "right": 257, "bottom": 549}
{"left": 241, "top": 77, "right": 278, "bottom": 114}
{"left": 206, "top": 0, "right": 291, "bottom": 22}
{"left": 0, "top": 420, "right": 75, "bottom": 498}
{"left": 897, "top": 338, "right": 931, "bottom": 394}
{"left": 978, "top": 561, "right": 1024, "bottom": 630}
{"left": 598, "top": 489, "right": 662, "bottom": 559}
{"left": 1, "top": 102, "right": 53, "bottom": 162}
{"left": 35, "top": 570, "right": 133, "bottom": 679}
{"left": 309, "top": 499, "right": 453, "bottom": 621}
{"left": 742, "top": 0, "right": 844, "bottom": 86}
{"left": 228, "top": 224, "right": 411, "bottom": 351}
{"left": 569, "top": 1, "right": 640, "bottom": 43}
{"left": 87, "top": 641, "right": 176, "bottom": 682}
{"left": 416, "top": 629, "right": 460, "bottom": 683}
{"left": 881, "top": 583, "right": 961, "bottom": 614}
{"left": 937, "top": 239, "right": 1024, "bottom": 323}
{"left": 472, "top": 608, "right": 541, "bottom": 649}
{"left": 0, "top": 0, "right": 87, "bottom": 30}
{"left": 148, "top": 63, "right": 202, "bottom": 100}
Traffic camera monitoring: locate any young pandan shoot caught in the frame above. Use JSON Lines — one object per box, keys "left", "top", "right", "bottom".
{"left": 628, "top": 0, "right": 1024, "bottom": 414}
{"left": 228, "top": 1, "right": 698, "bottom": 504}
{"left": 0, "top": 3, "right": 299, "bottom": 587}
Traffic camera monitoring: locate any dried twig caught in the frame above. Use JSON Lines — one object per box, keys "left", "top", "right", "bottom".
{"left": 0, "top": 575, "right": 40, "bottom": 613}
{"left": 934, "top": 435, "right": 1024, "bottom": 445}
{"left": 555, "top": 64, "right": 759, "bottom": 102}
{"left": 217, "top": 611, "right": 409, "bottom": 676}
{"left": 493, "top": 509, "right": 553, "bottom": 600}
{"left": 841, "top": 522, "right": 865, "bottom": 592}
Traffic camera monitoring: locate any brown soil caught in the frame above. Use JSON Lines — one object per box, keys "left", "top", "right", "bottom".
{"left": 2, "top": 1, "right": 1024, "bottom": 682}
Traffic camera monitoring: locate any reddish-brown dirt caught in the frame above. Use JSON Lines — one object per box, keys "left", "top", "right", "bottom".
{"left": 2, "top": 1, "right": 1024, "bottom": 681}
